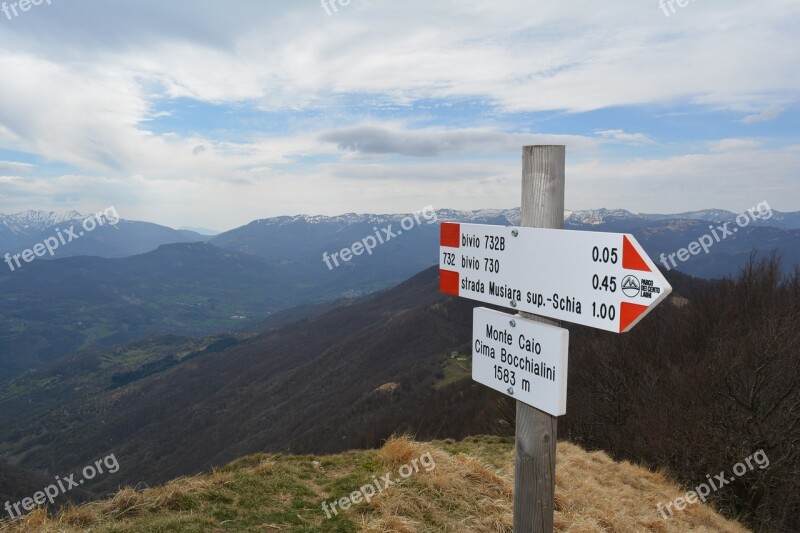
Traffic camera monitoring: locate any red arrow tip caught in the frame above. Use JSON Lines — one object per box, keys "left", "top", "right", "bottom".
{"left": 622, "top": 235, "right": 651, "bottom": 272}
{"left": 619, "top": 302, "right": 649, "bottom": 332}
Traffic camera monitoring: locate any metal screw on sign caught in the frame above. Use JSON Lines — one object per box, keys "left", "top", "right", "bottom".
{"left": 511, "top": 229, "right": 519, "bottom": 237}
{"left": 509, "top": 319, "right": 517, "bottom": 327}
{"left": 507, "top": 387, "right": 515, "bottom": 395}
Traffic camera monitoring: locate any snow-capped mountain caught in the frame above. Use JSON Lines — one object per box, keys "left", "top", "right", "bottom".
{"left": 563, "top": 207, "right": 800, "bottom": 230}
{"left": 638, "top": 209, "right": 736, "bottom": 222}
{"left": 244, "top": 208, "right": 515, "bottom": 227}
{"left": 239, "top": 206, "right": 800, "bottom": 230}
{"left": 0, "top": 210, "right": 205, "bottom": 259}
{"left": 0, "top": 210, "right": 85, "bottom": 235}
{"left": 3, "top": 206, "right": 798, "bottom": 269}
{"left": 564, "top": 209, "right": 635, "bottom": 226}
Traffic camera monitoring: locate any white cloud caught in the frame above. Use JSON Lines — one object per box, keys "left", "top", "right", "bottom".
{"left": 741, "top": 105, "right": 785, "bottom": 124}
{"left": 567, "top": 146, "right": 800, "bottom": 212}
{"left": 320, "top": 125, "right": 603, "bottom": 158}
{"left": 0, "top": 0, "right": 797, "bottom": 224}
{"left": 595, "top": 130, "right": 656, "bottom": 145}
{"left": 0, "top": 161, "right": 34, "bottom": 172}
{"left": 707, "top": 139, "right": 763, "bottom": 153}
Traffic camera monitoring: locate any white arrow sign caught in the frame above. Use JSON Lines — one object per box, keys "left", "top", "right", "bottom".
{"left": 439, "top": 223, "right": 672, "bottom": 333}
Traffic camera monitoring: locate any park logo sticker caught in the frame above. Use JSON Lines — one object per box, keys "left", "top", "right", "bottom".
{"left": 621, "top": 275, "right": 640, "bottom": 298}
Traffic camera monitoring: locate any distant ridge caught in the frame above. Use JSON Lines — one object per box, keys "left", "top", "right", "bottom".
{"left": 4, "top": 205, "right": 798, "bottom": 239}
{"left": 227, "top": 206, "right": 800, "bottom": 230}
{"left": 178, "top": 226, "right": 219, "bottom": 236}
{"left": 0, "top": 210, "right": 206, "bottom": 260}
{"left": 0, "top": 209, "right": 85, "bottom": 234}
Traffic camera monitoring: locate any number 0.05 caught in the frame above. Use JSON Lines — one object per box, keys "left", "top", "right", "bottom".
{"left": 592, "top": 246, "right": 618, "bottom": 264}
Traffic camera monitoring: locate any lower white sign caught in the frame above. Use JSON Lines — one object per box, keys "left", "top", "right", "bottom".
{"left": 472, "top": 307, "right": 569, "bottom": 416}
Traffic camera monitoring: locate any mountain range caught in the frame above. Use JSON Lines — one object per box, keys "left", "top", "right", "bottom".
{"left": 1, "top": 206, "right": 798, "bottom": 382}
{"left": 0, "top": 210, "right": 205, "bottom": 260}
{"left": 4, "top": 206, "right": 799, "bottom": 261}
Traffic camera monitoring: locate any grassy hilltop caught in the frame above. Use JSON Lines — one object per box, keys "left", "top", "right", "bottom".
{"left": 0, "top": 435, "right": 746, "bottom": 532}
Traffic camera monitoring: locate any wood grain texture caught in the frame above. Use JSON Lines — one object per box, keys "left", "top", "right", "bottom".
{"left": 514, "top": 145, "right": 565, "bottom": 532}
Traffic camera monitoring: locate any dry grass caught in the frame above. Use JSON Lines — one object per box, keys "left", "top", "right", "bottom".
{"left": 0, "top": 469, "right": 236, "bottom": 532}
{"left": 357, "top": 437, "right": 747, "bottom": 532}
{"left": 0, "top": 436, "right": 748, "bottom": 532}
{"left": 552, "top": 442, "right": 748, "bottom": 533}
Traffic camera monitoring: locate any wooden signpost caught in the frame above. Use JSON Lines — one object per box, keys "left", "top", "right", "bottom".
{"left": 439, "top": 145, "right": 672, "bottom": 532}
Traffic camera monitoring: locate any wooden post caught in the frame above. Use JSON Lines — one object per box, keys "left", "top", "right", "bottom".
{"left": 514, "top": 145, "right": 565, "bottom": 532}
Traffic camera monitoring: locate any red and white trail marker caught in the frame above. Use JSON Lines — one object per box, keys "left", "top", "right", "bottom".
{"left": 439, "top": 223, "right": 672, "bottom": 333}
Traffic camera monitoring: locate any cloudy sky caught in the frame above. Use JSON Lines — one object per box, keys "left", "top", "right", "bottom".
{"left": 0, "top": 0, "right": 797, "bottom": 230}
